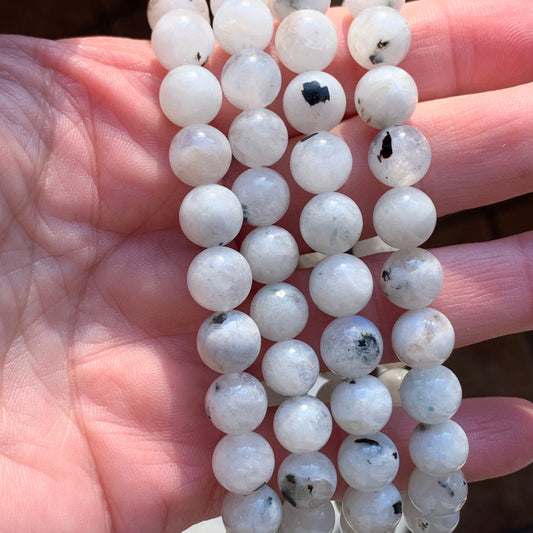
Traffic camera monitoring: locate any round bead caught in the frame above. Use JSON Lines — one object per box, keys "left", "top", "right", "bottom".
{"left": 270, "top": 0, "right": 331, "bottom": 20}
{"left": 232, "top": 167, "right": 290, "bottom": 226}
{"left": 392, "top": 308, "right": 455, "bottom": 368}
{"left": 169, "top": 125, "right": 231, "bottom": 187}
{"left": 205, "top": 372, "right": 268, "bottom": 434}
{"left": 275, "top": 10, "right": 338, "bottom": 73}
{"left": 373, "top": 187, "right": 437, "bottom": 248}
{"left": 300, "top": 192, "right": 363, "bottom": 254}
{"left": 330, "top": 377, "right": 392, "bottom": 435}
{"left": 283, "top": 71, "right": 346, "bottom": 133}
{"left": 274, "top": 396, "right": 332, "bottom": 453}
{"left": 278, "top": 452, "right": 337, "bottom": 509}
{"left": 187, "top": 247, "right": 252, "bottom": 311}
{"left": 320, "top": 315, "right": 383, "bottom": 378}
{"left": 381, "top": 248, "right": 444, "bottom": 310}
{"left": 222, "top": 485, "right": 283, "bottom": 533}
{"left": 280, "top": 501, "right": 336, "bottom": 533}
{"left": 345, "top": 0, "right": 405, "bottom": 18}
{"left": 290, "top": 131, "right": 352, "bottom": 193}
{"left": 159, "top": 66, "right": 222, "bottom": 127}
{"left": 240, "top": 226, "right": 299, "bottom": 284}
{"left": 221, "top": 48, "right": 281, "bottom": 110}
{"left": 403, "top": 495, "right": 460, "bottom": 533}
{"left": 179, "top": 184, "right": 243, "bottom": 247}
{"left": 212, "top": 432, "right": 275, "bottom": 494}
{"left": 250, "top": 283, "right": 309, "bottom": 341}
{"left": 342, "top": 484, "right": 403, "bottom": 533}
{"left": 197, "top": 310, "right": 261, "bottom": 373}
{"left": 368, "top": 125, "right": 432, "bottom": 187}
{"left": 229, "top": 108, "right": 288, "bottom": 168}
{"left": 337, "top": 432, "right": 400, "bottom": 492}
{"left": 409, "top": 420, "right": 469, "bottom": 476}
{"left": 147, "top": 0, "right": 210, "bottom": 28}
{"left": 354, "top": 65, "right": 417, "bottom": 129}
{"left": 262, "top": 340, "right": 320, "bottom": 396}
{"left": 309, "top": 253, "right": 373, "bottom": 317}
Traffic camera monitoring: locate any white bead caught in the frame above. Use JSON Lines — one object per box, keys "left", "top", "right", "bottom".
{"left": 270, "top": 0, "right": 331, "bottom": 20}
{"left": 250, "top": 283, "right": 309, "bottom": 341}
{"left": 229, "top": 108, "right": 288, "bottom": 168}
{"left": 275, "top": 10, "right": 338, "bottom": 73}
{"left": 169, "top": 125, "right": 231, "bottom": 187}
{"left": 262, "top": 340, "right": 320, "bottom": 396}
{"left": 320, "top": 316, "right": 383, "bottom": 378}
{"left": 347, "top": 6, "right": 410, "bottom": 70}
{"left": 214, "top": 0, "right": 274, "bottom": 55}
{"left": 337, "top": 432, "right": 399, "bottom": 492}
{"left": 373, "top": 187, "right": 437, "bottom": 248}
{"left": 151, "top": 9, "right": 214, "bottom": 69}
{"left": 345, "top": 0, "right": 405, "bottom": 18}
{"left": 240, "top": 226, "right": 299, "bottom": 284}
{"left": 330, "top": 377, "right": 392, "bottom": 435}
{"left": 409, "top": 420, "right": 469, "bottom": 476}
{"left": 342, "top": 484, "right": 403, "bottom": 533}
{"left": 368, "top": 125, "right": 432, "bottom": 187}
{"left": 400, "top": 366, "right": 462, "bottom": 424}
{"left": 278, "top": 452, "right": 337, "bottom": 508}
{"left": 222, "top": 485, "right": 283, "bottom": 533}
{"left": 205, "top": 372, "right": 268, "bottom": 434}
{"left": 280, "top": 501, "right": 335, "bottom": 533}
{"left": 212, "top": 432, "right": 275, "bottom": 494}
{"left": 187, "top": 247, "right": 252, "bottom": 311}
{"left": 221, "top": 48, "right": 281, "bottom": 110}
{"left": 197, "top": 310, "right": 261, "bottom": 373}
{"left": 179, "top": 184, "right": 243, "bottom": 247}
{"left": 403, "top": 494, "right": 460, "bottom": 533}
{"left": 408, "top": 468, "right": 468, "bottom": 517}
{"left": 290, "top": 131, "right": 352, "bottom": 193}
{"left": 283, "top": 71, "right": 346, "bottom": 133}
{"left": 159, "top": 66, "right": 222, "bottom": 127}
{"left": 381, "top": 248, "right": 444, "bottom": 309}
{"left": 392, "top": 308, "right": 455, "bottom": 368}
{"left": 232, "top": 167, "right": 290, "bottom": 226}
{"left": 274, "top": 396, "right": 332, "bottom": 453}
{"left": 300, "top": 192, "right": 363, "bottom": 254}
{"left": 355, "top": 66, "right": 418, "bottom": 129}
{"left": 147, "top": 0, "right": 210, "bottom": 28}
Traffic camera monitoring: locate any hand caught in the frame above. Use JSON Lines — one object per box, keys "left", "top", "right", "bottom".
{"left": 0, "top": 0, "right": 531, "bottom": 531}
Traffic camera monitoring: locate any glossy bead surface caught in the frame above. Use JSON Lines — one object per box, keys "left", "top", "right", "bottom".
{"left": 403, "top": 495, "right": 460, "bottom": 533}
{"left": 148, "top": 0, "right": 210, "bottom": 28}
{"left": 345, "top": 0, "right": 404, "bottom": 18}
{"left": 270, "top": 0, "right": 331, "bottom": 20}
{"left": 280, "top": 501, "right": 335, "bottom": 533}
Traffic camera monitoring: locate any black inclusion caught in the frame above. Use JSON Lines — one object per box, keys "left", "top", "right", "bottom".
{"left": 438, "top": 480, "right": 456, "bottom": 498}
{"left": 377, "top": 131, "right": 393, "bottom": 162}
{"left": 382, "top": 269, "right": 391, "bottom": 282}
{"left": 300, "top": 132, "right": 320, "bottom": 142}
{"left": 211, "top": 313, "right": 227, "bottom": 324}
{"left": 301, "top": 81, "right": 330, "bottom": 106}
{"left": 392, "top": 501, "right": 403, "bottom": 514}
{"left": 377, "top": 40, "right": 390, "bottom": 49}
{"left": 369, "top": 54, "right": 384, "bottom": 65}
{"left": 355, "top": 438, "right": 380, "bottom": 447}
{"left": 357, "top": 332, "right": 380, "bottom": 361}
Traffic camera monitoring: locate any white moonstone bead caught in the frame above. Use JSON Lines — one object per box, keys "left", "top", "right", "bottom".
{"left": 283, "top": 71, "right": 347, "bottom": 134}
{"left": 280, "top": 501, "right": 335, "bottom": 533}
{"left": 151, "top": 9, "right": 214, "bottom": 69}
{"left": 229, "top": 108, "right": 288, "bottom": 168}
{"left": 187, "top": 247, "right": 252, "bottom": 311}
{"left": 409, "top": 420, "right": 469, "bottom": 476}
{"left": 240, "top": 226, "right": 299, "bottom": 284}
{"left": 270, "top": 0, "right": 331, "bottom": 20}
{"left": 330, "top": 377, "right": 392, "bottom": 435}
{"left": 232, "top": 167, "right": 290, "bottom": 226}
{"left": 403, "top": 495, "right": 460, "bottom": 533}
{"left": 274, "top": 395, "right": 332, "bottom": 453}
{"left": 309, "top": 253, "right": 373, "bottom": 317}
{"left": 342, "top": 484, "right": 403, "bottom": 533}
{"left": 275, "top": 10, "right": 338, "bottom": 73}
{"left": 169, "top": 125, "right": 231, "bottom": 187}
{"left": 159, "top": 66, "right": 222, "bottom": 127}
{"left": 320, "top": 315, "right": 383, "bottom": 378}
{"left": 197, "top": 310, "right": 261, "bottom": 373}
{"left": 368, "top": 125, "right": 432, "bottom": 187}
{"left": 278, "top": 452, "right": 337, "bottom": 508}
{"left": 345, "top": 0, "right": 404, "bottom": 18}
{"left": 250, "top": 283, "right": 309, "bottom": 341}
{"left": 262, "top": 340, "right": 319, "bottom": 396}
{"left": 400, "top": 366, "right": 462, "bottom": 424}
{"left": 337, "top": 432, "right": 400, "bottom": 492}
{"left": 205, "top": 372, "right": 268, "bottom": 434}
{"left": 290, "top": 131, "right": 352, "bottom": 193}
{"left": 213, "top": 0, "right": 274, "bottom": 54}
{"left": 221, "top": 48, "right": 281, "bottom": 110}
{"left": 222, "top": 485, "right": 283, "bottom": 533}
{"left": 300, "top": 192, "right": 363, "bottom": 254}
{"left": 212, "top": 432, "right": 275, "bottom": 494}
{"left": 147, "top": 0, "right": 210, "bottom": 28}
{"left": 179, "top": 184, "right": 243, "bottom": 247}
{"left": 381, "top": 248, "right": 444, "bottom": 310}
{"left": 354, "top": 65, "right": 418, "bottom": 129}
{"left": 373, "top": 187, "right": 437, "bottom": 248}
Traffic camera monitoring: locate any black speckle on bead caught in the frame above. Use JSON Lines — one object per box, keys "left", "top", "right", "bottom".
{"left": 369, "top": 54, "right": 384, "bottom": 65}
{"left": 241, "top": 203, "right": 249, "bottom": 222}
{"left": 356, "top": 332, "right": 380, "bottom": 362}
{"left": 215, "top": 382, "right": 221, "bottom": 391}
{"left": 392, "top": 500, "right": 402, "bottom": 514}
{"left": 438, "top": 480, "right": 455, "bottom": 498}
{"left": 377, "top": 40, "right": 390, "bottom": 49}
{"left": 307, "top": 484, "right": 314, "bottom": 494}
{"left": 196, "top": 51, "right": 201, "bottom": 62}
{"left": 301, "top": 132, "right": 319, "bottom": 142}
{"left": 211, "top": 313, "right": 227, "bottom": 325}
{"left": 201, "top": 55, "right": 209, "bottom": 67}
{"left": 301, "top": 81, "right": 330, "bottom": 106}
{"left": 377, "top": 131, "right": 393, "bottom": 162}
{"left": 392, "top": 451, "right": 398, "bottom": 459}
{"left": 355, "top": 438, "right": 381, "bottom": 447}
{"left": 418, "top": 520, "right": 430, "bottom": 531}
{"left": 265, "top": 496, "right": 273, "bottom": 507}
{"left": 281, "top": 474, "right": 298, "bottom": 507}
{"left": 382, "top": 269, "right": 391, "bottom": 282}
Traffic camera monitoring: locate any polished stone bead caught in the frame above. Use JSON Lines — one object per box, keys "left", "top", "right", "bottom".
{"left": 279, "top": 501, "right": 336, "bottom": 533}
{"left": 345, "top": 0, "right": 404, "bottom": 18}
{"left": 270, "top": 0, "right": 331, "bottom": 20}
{"left": 403, "top": 494, "right": 460, "bottom": 533}
{"left": 147, "top": 0, "right": 210, "bottom": 28}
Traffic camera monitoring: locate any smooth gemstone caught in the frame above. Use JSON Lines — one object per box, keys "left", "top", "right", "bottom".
{"left": 147, "top": 0, "right": 210, "bottom": 28}
{"left": 270, "top": 0, "right": 331, "bottom": 20}
{"left": 279, "top": 501, "right": 336, "bottom": 533}
{"left": 345, "top": 0, "right": 405, "bottom": 18}
{"left": 403, "top": 495, "right": 460, "bottom": 533}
